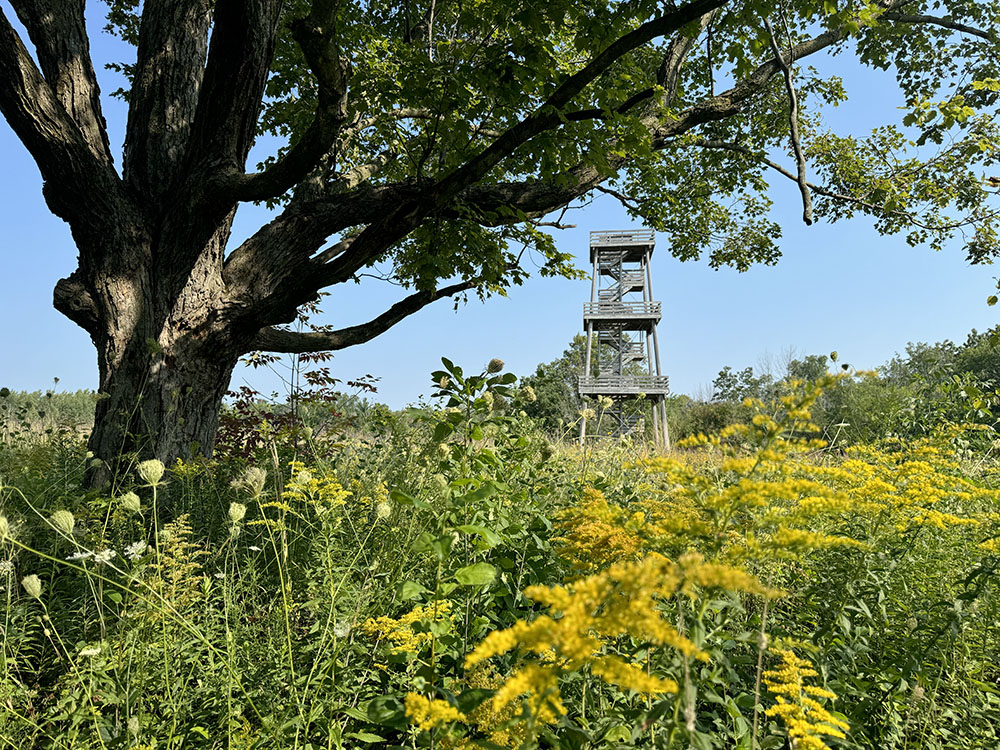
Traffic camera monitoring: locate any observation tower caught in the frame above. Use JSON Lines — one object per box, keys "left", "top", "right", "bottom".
{"left": 578, "top": 230, "right": 670, "bottom": 447}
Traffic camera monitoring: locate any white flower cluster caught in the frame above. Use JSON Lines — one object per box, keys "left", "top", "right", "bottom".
{"left": 66, "top": 548, "right": 117, "bottom": 565}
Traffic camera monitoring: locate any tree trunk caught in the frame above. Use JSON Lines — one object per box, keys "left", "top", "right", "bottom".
{"left": 88, "top": 330, "right": 239, "bottom": 478}
{"left": 71, "top": 217, "right": 250, "bottom": 486}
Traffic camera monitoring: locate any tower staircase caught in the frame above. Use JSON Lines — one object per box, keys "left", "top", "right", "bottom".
{"left": 578, "top": 230, "right": 670, "bottom": 447}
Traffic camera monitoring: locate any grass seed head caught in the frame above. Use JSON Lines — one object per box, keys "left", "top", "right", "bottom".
{"left": 137, "top": 459, "right": 165, "bottom": 486}
{"left": 21, "top": 574, "right": 42, "bottom": 600}
{"left": 50, "top": 510, "right": 75, "bottom": 537}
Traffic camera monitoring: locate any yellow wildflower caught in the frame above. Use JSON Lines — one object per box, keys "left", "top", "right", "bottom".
{"left": 361, "top": 601, "right": 454, "bottom": 655}
{"left": 405, "top": 693, "right": 466, "bottom": 731}
{"left": 764, "top": 648, "right": 850, "bottom": 750}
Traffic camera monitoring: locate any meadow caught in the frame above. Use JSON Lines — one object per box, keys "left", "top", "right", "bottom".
{"left": 1, "top": 348, "right": 999, "bottom": 749}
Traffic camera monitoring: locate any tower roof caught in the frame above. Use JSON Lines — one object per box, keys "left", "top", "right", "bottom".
{"left": 589, "top": 229, "right": 655, "bottom": 263}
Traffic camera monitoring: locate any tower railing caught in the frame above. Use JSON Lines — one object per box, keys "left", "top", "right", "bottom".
{"left": 583, "top": 301, "right": 661, "bottom": 316}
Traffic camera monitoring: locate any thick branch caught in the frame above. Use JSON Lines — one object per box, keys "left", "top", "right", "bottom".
{"left": 0, "top": 9, "right": 122, "bottom": 231}
{"left": 251, "top": 278, "right": 477, "bottom": 353}
{"left": 124, "top": 0, "right": 213, "bottom": 202}
{"left": 764, "top": 16, "right": 813, "bottom": 225}
{"left": 186, "top": 0, "right": 282, "bottom": 179}
{"left": 232, "top": 0, "right": 927, "bottom": 330}
{"left": 10, "top": 0, "right": 111, "bottom": 164}
{"left": 222, "top": 183, "right": 412, "bottom": 303}
{"left": 882, "top": 12, "right": 995, "bottom": 41}
{"left": 53, "top": 271, "right": 99, "bottom": 335}
{"left": 231, "top": 0, "right": 351, "bottom": 202}
{"left": 658, "top": 11, "right": 717, "bottom": 106}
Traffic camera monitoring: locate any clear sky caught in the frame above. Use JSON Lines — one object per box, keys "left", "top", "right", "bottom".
{"left": 0, "top": 7, "right": 995, "bottom": 407}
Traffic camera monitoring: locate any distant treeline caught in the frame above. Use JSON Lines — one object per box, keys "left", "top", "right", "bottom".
{"left": 0, "top": 387, "right": 99, "bottom": 441}
{"left": 520, "top": 326, "right": 1000, "bottom": 446}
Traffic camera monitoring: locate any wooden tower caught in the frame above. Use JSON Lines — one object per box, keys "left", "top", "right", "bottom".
{"left": 579, "top": 230, "right": 670, "bottom": 447}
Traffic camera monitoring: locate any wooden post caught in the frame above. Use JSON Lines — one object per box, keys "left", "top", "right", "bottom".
{"left": 645, "top": 250, "right": 669, "bottom": 451}
{"left": 642, "top": 261, "right": 661, "bottom": 448}
{"left": 580, "top": 254, "right": 598, "bottom": 445}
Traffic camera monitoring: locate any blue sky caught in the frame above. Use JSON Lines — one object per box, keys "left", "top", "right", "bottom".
{"left": 0, "top": 7, "right": 995, "bottom": 407}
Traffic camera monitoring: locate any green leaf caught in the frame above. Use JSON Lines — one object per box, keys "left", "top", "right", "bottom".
{"left": 398, "top": 580, "right": 429, "bottom": 600}
{"left": 470, "top": 424, "right": 484, "bottom": 441}
{"left": 441, "top": 357, "right": 464, "bottom": 379}
{"left": 348, "top": 732, "right": 387, "bottom": 743}
{"left": 454, "top": 562, "right": 497, "bottom": 586}
{"left": 456, "top": 688, "right": 494, "bottom": 713}
{"left": 477, "top": 448, "right": 501, "bottom": 467}
{"left": 456, "top": 524, "right": 502, "bottom": 548}
{"left": 604, "top": 725, "right": 631, "bottom": 742}
{"left": 366, "top": 695, "right": 407, "bottom": 729}
{"left": 390, "top": 489, "right": 416, "bottom": 505}
{"left": 988, "top": 295, "right": 997, "bottom": 306}
{"left": 433, "top": 421, "right": 454, "bottom": 441}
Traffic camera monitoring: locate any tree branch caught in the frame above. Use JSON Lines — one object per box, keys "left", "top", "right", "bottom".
{"left": 881, "top": 11, "right": 996, "bottom": 41}
{"left": 0, "top": 8, "right": 123, "bottom": 231}
{"left": 222, "top": 183, "right": 413, "bottom": 308}
{"left": 764, "top": 15, "right": 813, "bottom": 225}
{"left": 9, "top": 0, "right": 112, "bottom": 164}
{"left": 53, "top": 271, "right": 99, "bottom": 335}
{"left": 185, "top": 0, "right": 283, "bottom": 181}
{"left": 231, "top": 0, "right": 352, "bottom": 202}
{"left": 123, "top": 0, "right": 213, "bottom": 202}
{"left": 658, "top": 10, "right": 717, "bottom": 106}
{"left": 250, "top": 278, "right": 478, "bottom": 353}
{"left": 313, "top": 0, "right": 728, "bottom": 295}
{"left": 229, "top": 0, "right": 930, "bottom": 332}
{"left": 689, "top": 138, "right": 976, "bottom": 232}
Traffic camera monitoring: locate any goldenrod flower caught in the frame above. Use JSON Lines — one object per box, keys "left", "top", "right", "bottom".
{"left": 362, "top": 601, "right": 454, "bottom": 654}
{"left": 764, "top": 648, "right": 849, "bottom": 750}
{"left": 405, "top": 693, "right": 466, "bottom": 731}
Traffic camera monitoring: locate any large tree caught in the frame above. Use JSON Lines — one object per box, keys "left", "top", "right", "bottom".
{"left": 0, "top": 0, "right": 997, "bottom": 473}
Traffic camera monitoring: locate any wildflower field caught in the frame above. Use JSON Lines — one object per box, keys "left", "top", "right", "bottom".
{"left": 1, "top": 359, "right": 999, "bottom": 749}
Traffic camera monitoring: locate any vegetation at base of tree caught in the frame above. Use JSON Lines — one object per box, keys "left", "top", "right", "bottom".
{"left": 1, "top": 356, "right": 998, "bottom": 749}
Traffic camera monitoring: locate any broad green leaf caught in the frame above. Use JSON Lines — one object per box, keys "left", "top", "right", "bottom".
{"left": 454, "top": 562, "right": 497, "bottom": 586}
{"left": 456, "top": 524, "right": 502, "bottom": 548}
